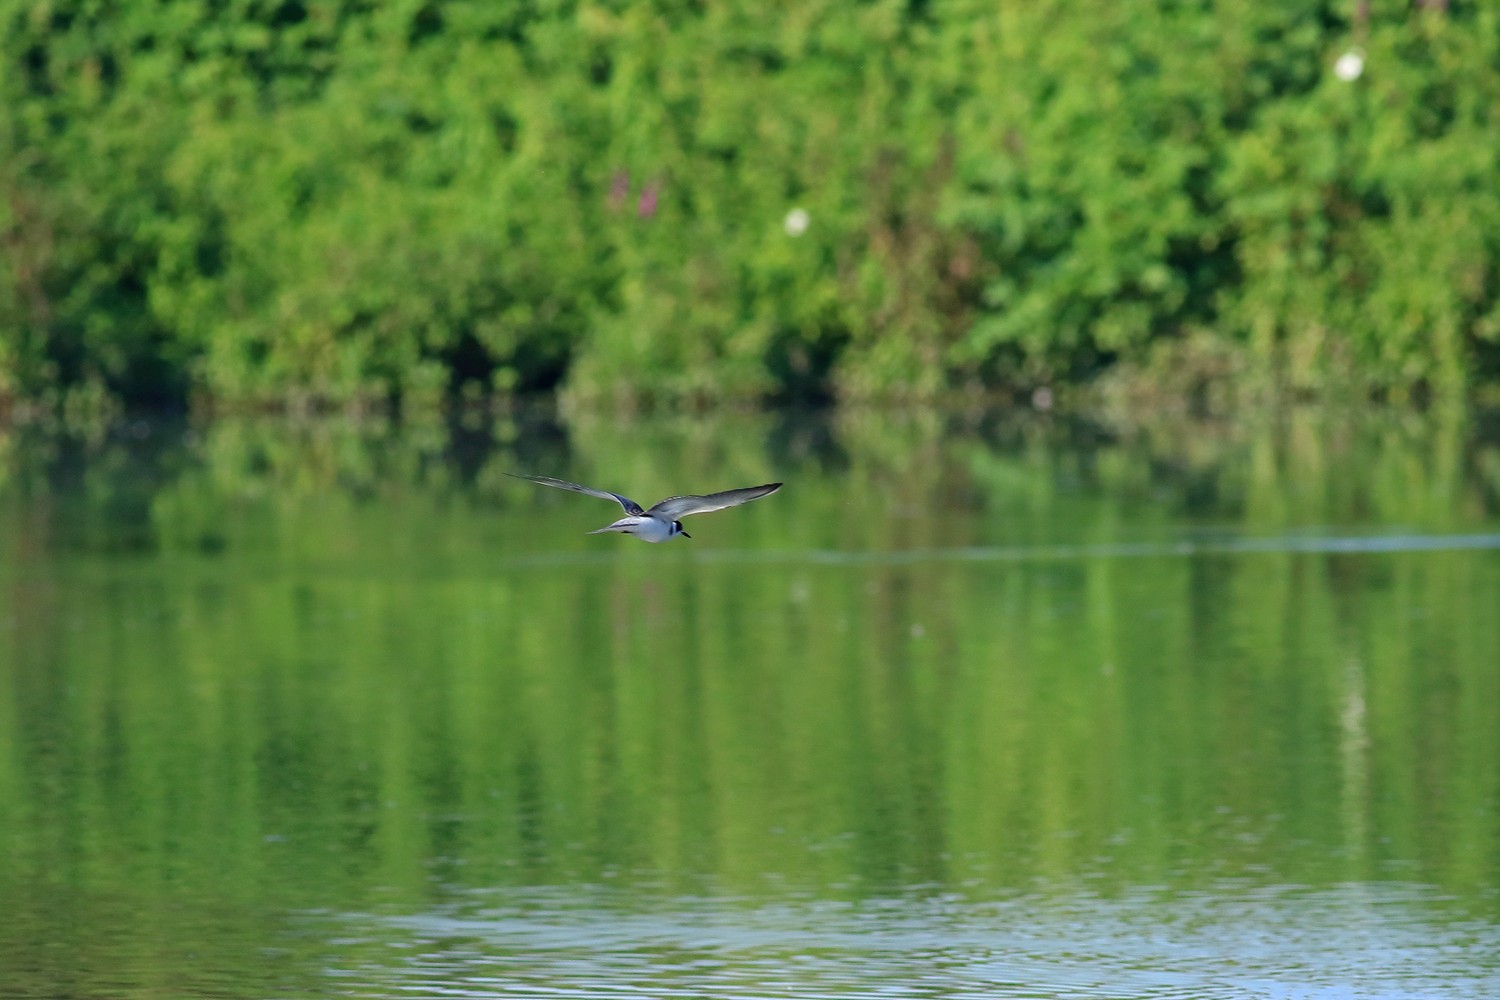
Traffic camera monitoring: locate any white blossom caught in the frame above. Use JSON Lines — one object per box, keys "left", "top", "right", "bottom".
{"left": 1334, "top": 49, "right": 1365, "bottom": 82}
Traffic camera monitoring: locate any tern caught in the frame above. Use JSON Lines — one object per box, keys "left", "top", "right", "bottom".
{"left": 509, "top": 474, "right": 782, "bottom": 542}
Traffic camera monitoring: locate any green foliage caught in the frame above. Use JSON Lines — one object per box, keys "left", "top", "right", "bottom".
{"left": 3, "top": 1, "right": 1500, "bottom": 408}
{"left": 1223, "top": 7, "right": 1500, "bottom": 396}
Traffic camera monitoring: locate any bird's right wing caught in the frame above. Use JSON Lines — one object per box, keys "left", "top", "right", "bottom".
{"left": 508, "top": 474, "right": 646, "bottom": 515}
{"left": 648, "top": 483, "right": 782, "bottom": 518}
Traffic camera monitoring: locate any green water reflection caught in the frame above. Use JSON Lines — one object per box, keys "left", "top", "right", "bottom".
{"left": 1, "top": 408, "right": 1498, "bottom": 998}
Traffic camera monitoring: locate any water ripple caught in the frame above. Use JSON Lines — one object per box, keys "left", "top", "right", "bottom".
{"left": 319, "top": 882, "right": 1500, "bottom": 1000}
{"left": 495, "top": 531, "right": 1500, "bottom": 570}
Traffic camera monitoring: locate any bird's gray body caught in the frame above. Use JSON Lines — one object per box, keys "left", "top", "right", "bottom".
{"left": 510, "top": 474, "right": 782, "bottom": 542}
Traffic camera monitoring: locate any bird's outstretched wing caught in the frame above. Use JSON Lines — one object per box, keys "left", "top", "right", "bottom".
{"left": 509, "top": 474, "right": 646, "bottom": 515}
{"left": 647, "top": 483, "right": 782, "bottom": 519}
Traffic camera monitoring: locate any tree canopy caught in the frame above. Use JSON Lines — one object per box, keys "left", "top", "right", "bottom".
{"left": 4, "top": 1, "right": 1498, "bottom": 412}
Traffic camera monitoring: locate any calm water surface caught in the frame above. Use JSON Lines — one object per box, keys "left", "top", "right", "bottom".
{"left": 2, "top": 408, "right": 1498, "bottom": 998}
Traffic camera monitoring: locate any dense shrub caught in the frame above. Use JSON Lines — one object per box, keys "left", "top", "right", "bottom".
{"left": 3, "top": 0, "right": 1498, "bottom": 409}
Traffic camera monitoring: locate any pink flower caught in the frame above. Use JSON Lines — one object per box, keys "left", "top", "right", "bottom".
{"left": 637, "top": 179, "right": 660, "bottom": 219}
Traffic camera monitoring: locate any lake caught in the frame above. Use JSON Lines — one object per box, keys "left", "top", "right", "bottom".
{"left": 2, "top": 406, "right": 1498, "bottom": 999}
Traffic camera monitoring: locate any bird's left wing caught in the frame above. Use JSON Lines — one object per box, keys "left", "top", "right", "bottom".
{"left": 508, "top": 474, "right": 646, "bottom": 515}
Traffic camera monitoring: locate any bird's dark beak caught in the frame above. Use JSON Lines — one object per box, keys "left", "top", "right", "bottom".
{"left": 681, "top": 530, "right": 691, "bottom": 539}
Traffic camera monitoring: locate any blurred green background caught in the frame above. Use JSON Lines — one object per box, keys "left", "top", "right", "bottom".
{"left": 4, "top": 1, "right": 1500, "bottom": 413}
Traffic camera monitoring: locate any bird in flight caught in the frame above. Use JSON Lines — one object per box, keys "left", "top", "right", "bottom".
{"left": 509, "top": 474, "right": 782, "bottom": 542}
